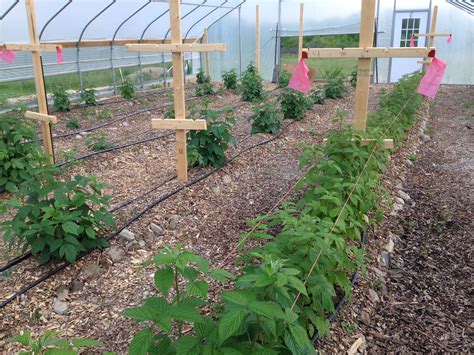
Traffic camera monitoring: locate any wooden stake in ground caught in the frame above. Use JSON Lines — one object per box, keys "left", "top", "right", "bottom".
{"left": 256, "top": 4, "right": 260, "bottom": 74}
{"left": 298, "top": 3, "right": 304, "bottom": 61}
{"left": 304, "top": 0, "right": 435, "bottom": 146}
{"left": 1, "top": 0, "right": 61, "bottom": 163}
{"left": 127, "top": 0, "right": 225, "bottom": 181}
{"left": 203, "top": 28, "right": 211, "bottom": 76}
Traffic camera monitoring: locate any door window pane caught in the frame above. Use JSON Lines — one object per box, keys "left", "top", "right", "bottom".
{"left": 400, "top": 17, "right": 421, "bottom": 47}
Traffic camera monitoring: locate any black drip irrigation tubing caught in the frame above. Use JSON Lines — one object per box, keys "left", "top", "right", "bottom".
{"left": 43, "top": 87, "right": 280, "bottom": 141}
{"left": 0, "top": 121, "right": 295, "bottom": 309}
{"left": 0, "top": 111, "right": 268, "bottom": 272}
{"left": 0, "top": 173, "right": 178, "bottom": 274}
{"left": 54, "top": 100, "right": 251, "bottom": 167}
{"left": 311, "top": 227, "right": 367, "bottom": 345}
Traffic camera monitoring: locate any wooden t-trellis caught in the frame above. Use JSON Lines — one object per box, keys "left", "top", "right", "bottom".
{"left": 298, "top": 0, "right": 435, "bottom": 148}
{"left": 1, "top": 0, "right": 61, "bottom": 163}
{"left": 127, "top": 0, "right": 226, "bottom": 181}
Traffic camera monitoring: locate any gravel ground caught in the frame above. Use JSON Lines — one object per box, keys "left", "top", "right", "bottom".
{"left": 317, "top": 85, "right": 474, "bottom": 353}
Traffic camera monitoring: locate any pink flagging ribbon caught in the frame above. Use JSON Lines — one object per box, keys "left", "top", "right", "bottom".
{"left": 417, "top": 57, "right": 447, "bottom": 99}
{"left": 56, "top": 46, "right": 64, "bottom": 64}
{"left": 447, "top": 34, "right": 452, "bottom": 44}
{"left": 0, "top": 50, "right": 16, "bottom": 63}
{"left": 288, "top": 58, "right": 312, "bottom": 94}
{"left": 409, "top": 35, "right": 415, "bottom": 47}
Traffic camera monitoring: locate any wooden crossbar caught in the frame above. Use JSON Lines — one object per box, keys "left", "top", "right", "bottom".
{"left": 41, "top": 37, "right": 200, "bottom": 48}
{"left": 0, "top": 43, "right": 60, "bottom": 51}
{"left": 126, "top": 0, "right": 226, "bottom": 181}
{"left": 25, "top": 111, "right": 58, "bottom": 124}
{"left": 152, "top": 119, "right": 207, "bottom": 130}
{"left": 304, "top": 47, "right": 434, "bottom": 59}
{"left": 126, "top": 43, "right": 225, "bottom": 53}
{"left": 415, "top": 33, "right": 451, "bottom": 37}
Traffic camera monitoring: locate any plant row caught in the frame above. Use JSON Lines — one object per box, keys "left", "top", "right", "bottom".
{"left": 0, "top": 62, "right": 321, "bottom": 266}
{"left": 118, "top": 73, "right": 424, "bottom": 354}
{"left": 5, "top": 71, "right": 422, "bottom": 353}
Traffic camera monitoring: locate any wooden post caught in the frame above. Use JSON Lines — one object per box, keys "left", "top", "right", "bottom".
{"left": 423, "top": 5, "right": 438, "bottom": 71}
{"left": 125, "top": 2, "right": 225, "bottom": 181}
{"left": 298, "top": 3, "right": 304, "bottom": 61}
{"left": 203, "top": 28, "right": 211, "bottom": 76}
{"left": 25, "top": 0, "right": 54, "bottom": 163}
{"left": 168, "top": 0, "right": 189, "bottom": 181}
{"left": 256, "top": 4, "right": 260, "bottom": 73}
{"left": 353, "top": 0, "right": 376, "bottom": 132}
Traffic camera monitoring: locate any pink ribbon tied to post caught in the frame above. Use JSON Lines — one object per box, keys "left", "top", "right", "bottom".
{"left": 0, "top": 50, "right": 16, "bottom": 63}
{"left": 56, "top": 46, "right": 64, "bottom": 64}
{"left": 417, "top": 57, "right": 447, "bottom": 99}
{"left": 288, "top": 51, "right": 312, "bottom": 94}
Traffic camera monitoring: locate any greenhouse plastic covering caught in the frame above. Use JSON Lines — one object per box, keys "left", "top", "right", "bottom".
{"left": 0, "top": 0, "right": 473, "bottom": 91}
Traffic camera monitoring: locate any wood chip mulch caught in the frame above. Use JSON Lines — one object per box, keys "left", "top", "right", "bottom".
{"left": 0, "top": 84, "right": 388, "bottom": 353}
{"left": 317, "top": 85, "right": 474, "bottom": 353}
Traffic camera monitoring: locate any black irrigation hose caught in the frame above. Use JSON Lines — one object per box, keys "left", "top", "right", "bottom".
{"left": 0, "top": 121, "right": 294, "bottom": 309}
{"left": 54, "top": 100, "right": 252, "bottom": 167}
{"left": 311, "top": 227, "right": 367, "bottom": 345}
{"left": 0, "top": 252, "right": 32, "bottom": 273}
{"left": 1, "top": 92, "right": 280, "bottom": 272}
{"left": 55, "top": 132, "right": 175, "bottom": 168}
{"left": 0, "top": 109, "right": 276, "bottom": 272}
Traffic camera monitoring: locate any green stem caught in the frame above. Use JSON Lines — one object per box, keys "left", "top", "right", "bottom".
{"left": 174, "top": 266, "right": 183, "bottom": 336}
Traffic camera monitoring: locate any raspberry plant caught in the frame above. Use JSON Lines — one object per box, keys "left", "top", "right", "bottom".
{"left": 196, "top": 67, "right": 211, "bottom": 85}
{"left": 309, "top": 86, "right": 325, "bottom": 105}
{"left": 249, "top": 100, "right": 282, "bottom": 134}
{"left": 0, "top": 116, "right": 46, "bottom": 193}
{"left": 85, "top": 131, "right": 111, "bottom": 151}
{"left": 187, "top": 103, "right": 235, "bottom": 168}
{"left": 52, "top": 86, "right": 70, "bottom": 111}
{"left": 222, "top": 69, "right": 238, "bottom": 90}
{"left": 66, "top": 117, "right": 80, "bottom": 129}
{"left": 2, "top": 169, "right": 115, "bottom": 264}
{"left": 195, "top": 82, "right": 214, "bottom": 97}
{"left": 278, "top": 70, "right": 291, "bottom": 88}
{"left": 6, "top": 329, "right": 103, "bottom": 354}
{"left": 280, "top": 88, "right": 309, "bottom": 120}
{"left": 80, "top": 88, "right": 97, "bottom": 105}
{"left": 323, "top": 68, "right": 346, "bottom": 99}
{"left": 240, "top": 62, "right": 264, "bottom": 102}
{"left": 119, "top": 80, "right": 135, "bottom": 100}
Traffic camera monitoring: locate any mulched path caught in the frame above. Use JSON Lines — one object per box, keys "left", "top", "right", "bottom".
{"left": 318, "top": 85, "right": 474, "bottom": 353}
{"left": 0, "top": 83, "right": 389, "bottom": 352}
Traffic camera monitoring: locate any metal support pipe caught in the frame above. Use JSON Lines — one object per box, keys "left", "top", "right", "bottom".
{"left": 238, "top": 6, "right": 242, "bottom": 76}
{"left": 39, "top": 0, "right": 72, "bottom": 40}
{"left": 183, "top": 0, "right": 229, "bottom": 81}
{"left": 204, "top": 0, "right": 246, "bottom": 31}
{"left": 162, "top": 0, "right": 207, "bottom": 86}
{"left": 0, "top": 0, "right": 19, "bottom": 20}
{"left": 184, "top": 0, "right": 229, "bottom": 43}
{"left": 138, "top": 8, "right": 170, "bottom": 88}
{"left": 180, "top": 2, "right": 233, "bottom": 9}
{"left": 77, "top": 0, "right": 116, "bottom": 92}
{"left": 111, "top": 0, "right": 151, "bottom": 93}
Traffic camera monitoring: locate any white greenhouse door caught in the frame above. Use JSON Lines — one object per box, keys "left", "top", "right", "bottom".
{"left": 389, "top": 11, "right": 429, "bottom": 82}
